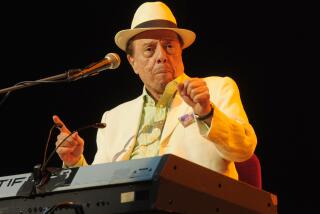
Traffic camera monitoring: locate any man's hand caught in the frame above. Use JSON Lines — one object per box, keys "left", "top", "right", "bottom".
{"left": 53, "top": 115, "right": 84, "bottom": 167}
{"left": 178, "top": 78, "right": 212, "bottom": 118}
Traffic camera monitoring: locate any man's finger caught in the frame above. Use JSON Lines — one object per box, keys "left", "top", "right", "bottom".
{"left": 53, "top": 115, "right": 70, "bottom": 134}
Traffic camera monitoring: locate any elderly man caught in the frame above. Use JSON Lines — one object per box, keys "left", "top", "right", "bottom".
{"left": 53, "top": 1, "right": 257, "bottom": 180}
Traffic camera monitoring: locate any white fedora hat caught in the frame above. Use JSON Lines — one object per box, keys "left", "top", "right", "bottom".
{"left": 114, "top": 1, "right": 196, "bottom": 51}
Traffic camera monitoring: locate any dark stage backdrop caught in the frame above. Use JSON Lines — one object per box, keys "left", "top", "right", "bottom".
{"left": 0, "top": 1, "right": 310, "bottom": 213}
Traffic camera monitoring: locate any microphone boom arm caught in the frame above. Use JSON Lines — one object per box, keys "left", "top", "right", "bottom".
{"left": 0, "top": 70, "right": 79, "bottom": 95}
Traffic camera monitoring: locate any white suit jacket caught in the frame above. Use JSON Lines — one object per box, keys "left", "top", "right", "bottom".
{"left": 88, "top": 76, "right": 257, "bottom": 180}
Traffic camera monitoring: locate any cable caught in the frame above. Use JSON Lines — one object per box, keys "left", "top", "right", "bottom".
{"left": 41, "top": 123, "right": 62, "bottom": 172}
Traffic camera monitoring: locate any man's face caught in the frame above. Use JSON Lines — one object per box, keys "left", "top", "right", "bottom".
{"left": 127, "top": 30, "right": 184, "bottom": 98}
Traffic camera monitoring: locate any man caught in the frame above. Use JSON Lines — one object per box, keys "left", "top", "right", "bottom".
{"left": 53, "top": 1, "right": 257, "bottom": 180}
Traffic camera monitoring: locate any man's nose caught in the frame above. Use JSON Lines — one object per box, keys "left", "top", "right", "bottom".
{"left": 156, "top": 45, "right": 168, "bottom": 63}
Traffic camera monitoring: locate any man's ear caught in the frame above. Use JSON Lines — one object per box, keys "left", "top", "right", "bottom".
{"left": 127, "top": 54, "right": 134, "bottom": 66}
{"left": 127, "top": 54, "right": 139, "bottom": 74}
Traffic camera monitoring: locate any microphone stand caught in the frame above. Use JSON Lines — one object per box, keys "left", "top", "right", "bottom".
{"left": 0, "top": 69, "right": 81, "bottom": 95}
{"left": 0, "top": 52, "right": 121, "bottom": 95}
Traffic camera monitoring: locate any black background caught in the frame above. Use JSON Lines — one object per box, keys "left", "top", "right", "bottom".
{"left": 0, "top": 1, "right": 311, "bottom": 212}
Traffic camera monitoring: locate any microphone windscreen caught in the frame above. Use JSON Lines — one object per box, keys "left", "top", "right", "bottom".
{"left": 105, "top": 53, "right": 121, "bottom": 69}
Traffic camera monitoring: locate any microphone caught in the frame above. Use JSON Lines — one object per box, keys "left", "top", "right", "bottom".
{"left": 68, "top": 53, "right": 121, "bottom": 80}
{"left": 77, "top": 122, "right": 107, "bottom": 131}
